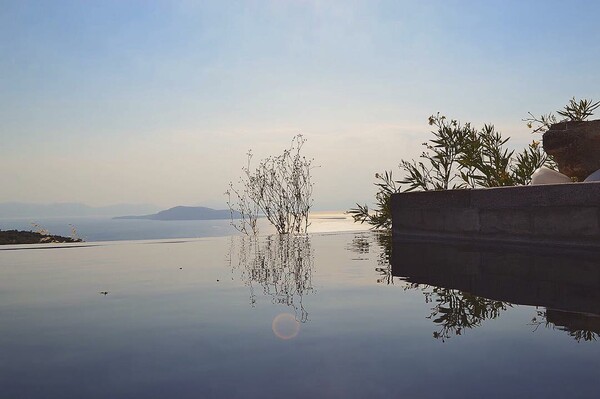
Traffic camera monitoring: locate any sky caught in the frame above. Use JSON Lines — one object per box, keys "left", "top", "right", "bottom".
{"left": 1, "top": 0, "right": 600, "bottom": 210}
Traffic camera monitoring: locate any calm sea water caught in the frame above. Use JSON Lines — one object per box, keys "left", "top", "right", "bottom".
{"left": 1, "top": 232, "right": 599, "bottom": 398}
{"left": 0, "top": 211, "right": 365, "bottom": 242}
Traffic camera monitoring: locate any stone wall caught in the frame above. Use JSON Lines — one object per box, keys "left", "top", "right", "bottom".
{"left": 391, "top": 182, "right": 600, "bottom": 247}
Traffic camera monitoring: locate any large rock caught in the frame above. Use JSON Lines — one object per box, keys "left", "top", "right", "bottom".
{"left": 543, "top": 119, "right": 600, "bottom": 181}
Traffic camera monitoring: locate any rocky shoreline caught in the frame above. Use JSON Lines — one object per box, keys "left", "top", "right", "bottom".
{"left": 0, "top": 230, "right": 82, "bottom": 245}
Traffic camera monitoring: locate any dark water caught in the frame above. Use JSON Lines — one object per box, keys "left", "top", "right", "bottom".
{"left": 1, "top": 232, "right": 600, "bottom": 398}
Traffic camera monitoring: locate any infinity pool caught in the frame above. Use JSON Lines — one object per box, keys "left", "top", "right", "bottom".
{"left": 1, "top": 232, "right": 599, "bottom": 398}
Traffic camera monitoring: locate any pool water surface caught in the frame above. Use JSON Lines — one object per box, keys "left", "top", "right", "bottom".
{"left": 1, "top": 232, "right": 599, "bottom": 398}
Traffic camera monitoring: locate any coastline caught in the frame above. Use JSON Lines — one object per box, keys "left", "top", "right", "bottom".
{"left": 0, "top": 230, "right": 82, "bottom": 245}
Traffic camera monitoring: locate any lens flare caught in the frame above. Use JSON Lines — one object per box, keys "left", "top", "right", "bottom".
{"left": 272, "top": 313, "right": 300, "bottom": 340}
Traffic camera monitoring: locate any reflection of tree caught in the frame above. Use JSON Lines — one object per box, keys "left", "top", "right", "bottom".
{"left": 530, "top": 310, "right": 600, "bottom": 342}
{"left": 346, "top": 232, "right": 393, "bottom": 284}
{"left": 421, "top": 286, "right": 510, "bottom": 342}
{"left": 228, "top": 235, "right": 314, "bottom": 322}
{"left": 346, "top": 233, "right": 509, "bottom": 341}
{"left": 347, "top": 232, "right": 600, "bottom": 343}
{"left": 569, "top": 329, "right": 598, "bottom": 342}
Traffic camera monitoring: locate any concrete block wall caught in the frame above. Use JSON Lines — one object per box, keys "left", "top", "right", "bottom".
{"left": 391, "top": 182, "right": 600, "bottom": 247}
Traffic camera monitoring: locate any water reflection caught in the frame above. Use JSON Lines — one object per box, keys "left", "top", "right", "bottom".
{"left": 531, "top": 309, "right": 600, "bottom": 342}
{"left": 228, "top": 235, "right": 314, "bottom": 323}
{"left": 349, "top": 233, "right": 600, "bottom": 342}
{"left": 347, "top": 232, "right": 393, "bottom": 284}
{"left": 417, "top": 284, "right": 510, "bottom": 341}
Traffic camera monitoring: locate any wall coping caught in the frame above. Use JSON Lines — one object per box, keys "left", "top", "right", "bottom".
{"left": 392, "top": 182, "right": 600, "bottom": 209}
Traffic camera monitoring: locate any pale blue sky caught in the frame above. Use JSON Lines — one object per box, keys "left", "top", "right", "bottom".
{"left": 1, "top": 0, "right": 599, "bottom": 209}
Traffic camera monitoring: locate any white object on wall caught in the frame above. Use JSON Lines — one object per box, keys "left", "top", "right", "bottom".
{"left": 584, "top": 168, "right": 600, "bottom": 182}
{"left": 530, "top": 166, "right": 572, "bottom": 185}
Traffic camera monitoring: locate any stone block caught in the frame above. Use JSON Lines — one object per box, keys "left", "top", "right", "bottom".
{"left": 392, "top": 188, "right": 471, "bottom": 209}
{"left": 443, "top": 208, "right": 480, "bottom": 233}
{"left": 393, "top": 208, "right": 423, "bottom": 230}
{"left": 419, "top": 209, "right": 447, "bottom": 231}
{"left": 479, "top": 209, "right": 533, "bottom": 235}
{"left": 391, "top": 182, "right": 600, "bottom": 246}
{"left": 470, "top": 182, "right": 600, "bottom": 208}
{"left": 543, "top": 119, "right": 600, "bottom": 181}
{"left": 533, "top": 207, "right": 599, "bottom": 237}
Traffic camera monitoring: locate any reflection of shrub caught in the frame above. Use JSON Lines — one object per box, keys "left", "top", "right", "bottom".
{"left": 347, "top": 232, "right": 393, "bottom": 284}
{"left": 530, "top": 310, "right": 600, "bottom": 343}
{"left": 228, "top": 235, "right": 314, "bottom": 322}
{"left": 227, "top": 135, "right": 315, "bottom": 235}
{"left": 422, "top": 286, "right": 509, "bottom": 342}
{"left": 346, "top": 232, "right": 509, "bottom": 341}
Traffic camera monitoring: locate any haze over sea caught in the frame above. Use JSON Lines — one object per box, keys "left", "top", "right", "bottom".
{"left": 0, "top": 211, "right": 365, "bottom": 242}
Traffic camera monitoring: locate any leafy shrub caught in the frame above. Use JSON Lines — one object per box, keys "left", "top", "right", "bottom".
{"left": 524, "top": 97, "right": 600, "bottom": 133}
{"left": 350, "top": 116, "right": 551, "bottom": 229}
{"left": 227, "top": 135, "right": 315, "bottom": 235}
{"left": 351, "top": 98, "right": 599, "bottom": 230}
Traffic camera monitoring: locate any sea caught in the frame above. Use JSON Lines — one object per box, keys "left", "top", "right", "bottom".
{"left": 0, "top": 211, "right": 367, "bottom": 242}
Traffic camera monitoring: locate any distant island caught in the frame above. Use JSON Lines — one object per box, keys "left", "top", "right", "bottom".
{"left": 114, "top": 206, "right": 240, "bottom": 221}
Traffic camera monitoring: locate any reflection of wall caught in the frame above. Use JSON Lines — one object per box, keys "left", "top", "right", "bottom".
{"left": 391, "top": 182, "right": 600, "bottom": 247}
{"left": 391, "top": 240, "right": 600, "bottom": 315}
{"left": 546, "top": 309, "right": 600, "bottom": 335}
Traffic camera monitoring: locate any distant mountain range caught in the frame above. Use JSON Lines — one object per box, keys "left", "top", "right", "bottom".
{"left": 114, "top": 206, "right": 240, "bottom": 221}
{"left": 0, "top": 202, "right": 160, "bottom": 218}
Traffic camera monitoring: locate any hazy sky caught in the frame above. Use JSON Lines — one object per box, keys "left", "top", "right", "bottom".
{"left": 1, "top": 0, "right": 599, "bottom": 210}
